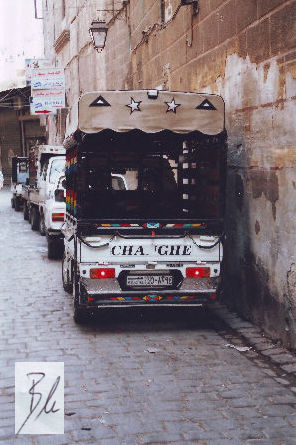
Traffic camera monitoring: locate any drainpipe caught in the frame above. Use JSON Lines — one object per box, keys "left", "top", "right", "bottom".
{"left": 18, "top": 110, "right": 26, "bottom": 156}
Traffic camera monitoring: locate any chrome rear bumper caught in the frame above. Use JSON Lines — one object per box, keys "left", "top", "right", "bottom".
{"left": 78, "top": 276, "right": 220, "bottom": 307}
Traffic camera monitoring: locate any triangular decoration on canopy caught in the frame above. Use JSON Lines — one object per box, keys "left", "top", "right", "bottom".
{"left": 196, "top": 99, "right": 217, "bottom": 110}
{"left": 89, "top": 95, "right": 111, "bottom": 107}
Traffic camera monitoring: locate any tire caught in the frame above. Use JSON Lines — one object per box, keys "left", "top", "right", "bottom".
{"left": 47, "top": 236, "right": 64, "bottom": 259}
{"left": 30, "top": 207, "right": 39, "bottom": 231}
{"left": 73, "top": 279, "right": 90, "bottom": 324}
{"left": 39, "top": 213, "right": 46, "bottom": 236}
{"left": 23, "top": 202, "right": 29, "bottom": 220}
{"left": 73, "top": 305, "right": 90, "bottom": 324}
{"left": 11, "top": 198, "right": 15, "bottom": 208}
{"left": 62, "top": 252, "right": 73, "bottom": 293}
{"left": 14, "top": 197, "right": 21, "bottom": 212}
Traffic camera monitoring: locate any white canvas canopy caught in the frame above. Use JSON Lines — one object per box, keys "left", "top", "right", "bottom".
{"left": 76, "top": 90, "right": 225, "bottom": 136}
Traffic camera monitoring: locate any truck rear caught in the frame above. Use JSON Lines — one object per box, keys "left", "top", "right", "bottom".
{"left": 11, "top": 156, "right": 29, "bottom": 211}
{"left": 62, "top": 90, "right": 227, "bottom": 323}
{"left": 41, "top": 174, "right": 66, "bottom": 258}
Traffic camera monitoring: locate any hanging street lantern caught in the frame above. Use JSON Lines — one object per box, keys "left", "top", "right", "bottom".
{"left": 89, "top": 21, "right": 108, "bottom": 51}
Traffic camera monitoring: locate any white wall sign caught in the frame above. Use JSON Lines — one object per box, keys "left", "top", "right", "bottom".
{"left": 30, "top": 67, "right": 65, "bottom": 115}
{"left": 31, "top": 68, "right": 65, "bottom": 90}
{"left": 30, "top": 97, "right": 61, "bottom": 115}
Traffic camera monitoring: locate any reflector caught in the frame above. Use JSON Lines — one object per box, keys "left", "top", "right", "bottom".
{"left": 52, "top": 213, "right": 65, "bottom": 222}
{"left": 90, "top": 268, "right": 115, "bottom": 279}
{"left": 186, "top": 267, "right": 210, "bottom": 278}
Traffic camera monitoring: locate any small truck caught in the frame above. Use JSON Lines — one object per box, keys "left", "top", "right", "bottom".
{"left": 11, "top": 156, "right": 29, "bottom": 211}
{"left": 62, "top": 90, "right": 227, "bottom": 323}
{"left": 22, "top": 144, "right": 66, "bottom": 257}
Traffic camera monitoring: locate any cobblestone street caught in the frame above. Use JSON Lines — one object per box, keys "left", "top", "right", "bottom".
{"left": 1, "top": 187, "right": 296, "bottom": 445}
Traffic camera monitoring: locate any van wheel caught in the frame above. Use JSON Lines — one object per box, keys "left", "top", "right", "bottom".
{"left": 23, "top": 202, "right": 29, "bottom": 220}
{"left": 30, "top": 207, "right": 39, "bottom": 230}
{"left": 62, "top": 253, "right": 73, "bottom": 293}
{"left": 11, "top": 198, "right": 15, "bottom": 208}
{"left": 39, "top": 214, "right": 46, "bottom": 236}
{"left": 14, "top": 198, "right": 20, "bottom": 212}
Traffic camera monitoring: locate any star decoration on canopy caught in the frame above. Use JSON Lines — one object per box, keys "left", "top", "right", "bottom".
{"left": 126, "top": 97, "right": 142, "bottom": 114}
{"left": 165, "top": 98, "right": 180, "bottom": 114}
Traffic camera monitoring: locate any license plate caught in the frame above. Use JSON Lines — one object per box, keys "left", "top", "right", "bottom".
{"left": 126, "top": 275, "right": 173, "bottom": 287}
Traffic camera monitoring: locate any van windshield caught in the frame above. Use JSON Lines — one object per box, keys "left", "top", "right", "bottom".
{"left": 49, "top": 158, "right": 65, "bottom": 184}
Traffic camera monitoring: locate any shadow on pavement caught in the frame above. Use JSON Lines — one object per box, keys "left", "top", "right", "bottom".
{"left": 77, "top": 305, "right": 215, "bottom": 333}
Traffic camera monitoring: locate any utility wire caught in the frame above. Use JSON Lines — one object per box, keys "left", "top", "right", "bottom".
{"left": 131, "top": 4, "right": 182, "bottom": 53}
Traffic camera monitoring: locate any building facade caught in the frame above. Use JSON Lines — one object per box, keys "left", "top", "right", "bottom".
{"left": 42, "top": 0, "right": 113, "bottom": 145}
{"left": 43, "top": 0, "right": 296, "bottom": 347}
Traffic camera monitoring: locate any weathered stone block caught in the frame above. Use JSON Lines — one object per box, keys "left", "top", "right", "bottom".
{"left": 218, "top": 0, "right": 237, "bottom": 43}
{"left": 201, "top": 12, "right": 220, "bottom": 52}
{"left": 210, "top": 0, "right": 227, "bottom": 11}
{"left": 198, "top": 0, "right": 212, "bottom": 21}
{"left": 186, "top": 24, "right": 204, "bottom": 61}
{"left": 247, "top": 18, "right": 270, "bottom": 63}
{"left": 236, "top": 0, "right": 258, "bottom": 32}
{"left": 270, "top": 2, "right": 296, "bottom": 55}
{"left": 258, "top": 0, "right": 287, "bottom": 18}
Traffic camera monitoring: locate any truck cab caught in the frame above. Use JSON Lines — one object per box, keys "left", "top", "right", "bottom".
{"left": 62, "top": 90, "right": 227, "bottom": 323}
{"left": 11, "top": 156, "right": 29, "bottom": 211}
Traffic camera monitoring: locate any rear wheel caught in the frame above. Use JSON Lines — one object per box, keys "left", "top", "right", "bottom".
{"left": 73, "top": 280, "right": 91, "bottom": 324}
{"left": 62, "top": 252, "right": 73, "bottom": 293}
{"left": 30, "top": 207, "right": 39, "bottom": 230}
{"left": 23, "top": 201, "right": 29, "bottom": 220}
{"left": 73, "top": 305, "right": 90, "bottom": 324}
{"left": 39, "top": 213, "right": 46, "bottom": 236}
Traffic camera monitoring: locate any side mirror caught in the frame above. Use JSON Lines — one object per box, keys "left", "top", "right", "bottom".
{"left": 55, "top": 189, "right": 65, "bottom": 202}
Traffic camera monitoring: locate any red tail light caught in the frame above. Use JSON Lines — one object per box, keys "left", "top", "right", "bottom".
{"left": 52, "top": 212, "right": 65, "bottom": 222}
{"left": 90, "top": 268, "right": 115, "bottom": 279}
{"left": 186, "top": 267, "right": 210, "bottom": 278}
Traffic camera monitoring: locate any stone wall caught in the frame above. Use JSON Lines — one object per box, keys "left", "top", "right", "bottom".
{"left": 104, "top": 0, "right": 296, "bottom": 347}
{"left": 42, "top": 0, "right": 108, "bottom": 144}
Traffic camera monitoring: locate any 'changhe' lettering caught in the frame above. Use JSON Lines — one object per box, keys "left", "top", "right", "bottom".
{"left": 111, "top": 244, "right": 192, "bottom": 256}
{"left": 155, "top": 245, "right": 192, "bottom": 256}
{"left": 111, "top": 245, "right": 147, "bottom": 256}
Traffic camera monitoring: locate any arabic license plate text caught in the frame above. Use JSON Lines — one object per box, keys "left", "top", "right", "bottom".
{"left": 127, "top": 275, "right": 173, "bottom": 287}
